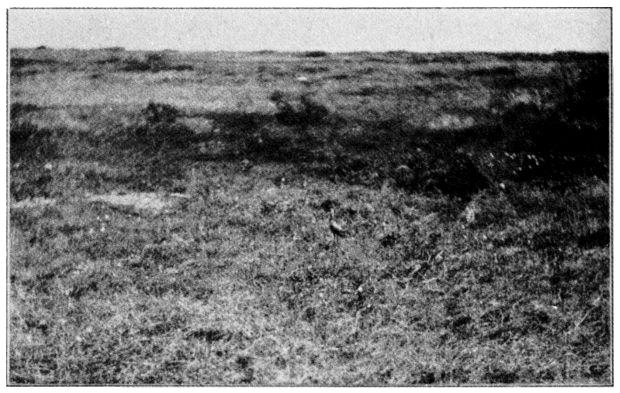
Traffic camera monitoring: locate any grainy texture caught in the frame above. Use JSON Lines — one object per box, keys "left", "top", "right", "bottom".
{"left": 9, "top": 48, "right": 610, "bottom": 385}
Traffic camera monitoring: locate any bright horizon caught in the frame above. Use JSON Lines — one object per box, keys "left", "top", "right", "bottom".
{"left": 8, "top": 8, "right": 612, "bottom": 53}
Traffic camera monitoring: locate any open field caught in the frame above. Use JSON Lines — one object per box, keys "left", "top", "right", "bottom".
{"left": 9, "top": 48, "right": 610, "bottom": 385}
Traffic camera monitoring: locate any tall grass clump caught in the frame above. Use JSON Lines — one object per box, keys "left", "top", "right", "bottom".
{"left": 130, "top": 102, "right": 195, "bottom": 149}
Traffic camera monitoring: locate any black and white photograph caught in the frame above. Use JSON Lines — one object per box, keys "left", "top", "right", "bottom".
{"left": 5, "top": 4, "right": 613, "bottom": 386}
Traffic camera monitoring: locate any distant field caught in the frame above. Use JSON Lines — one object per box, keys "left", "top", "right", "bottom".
{"left": 9, "top": 48, "right": 610, "bottom": 385}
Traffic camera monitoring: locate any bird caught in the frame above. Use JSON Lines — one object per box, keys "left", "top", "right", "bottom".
{"left": 240, "top": 158, "right": 252, "bottom": 172}
{"left": 296, "top": 76, "right": 311, "bottom": 85}
{"left": 329, "top": 208, "right": 347, "bottom": 244}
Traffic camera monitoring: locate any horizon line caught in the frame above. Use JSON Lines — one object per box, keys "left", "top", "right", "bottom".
{"left": 9, "top": 46, "right": 610, "bottom": 54}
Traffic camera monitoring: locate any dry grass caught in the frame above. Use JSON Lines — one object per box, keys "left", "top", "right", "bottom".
{"left": 8, "top": 49, "right": 610, "bottom": 386}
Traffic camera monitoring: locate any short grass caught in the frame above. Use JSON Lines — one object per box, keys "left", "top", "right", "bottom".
{"left": 8, "top": 49, "right": 610, "bottom": 385}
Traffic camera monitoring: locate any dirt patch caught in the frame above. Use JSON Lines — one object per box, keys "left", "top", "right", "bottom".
{"left": 86, "top": 192, "right": 189, "bottom": 214}
{"left": 427, "top": 114, "right": 475, "bottom": 130}
{"left": 11, "top": 197, "right": 56, "bottom": 210}
{"left": 177, "top": 117, "right": 217, "bottom": 135}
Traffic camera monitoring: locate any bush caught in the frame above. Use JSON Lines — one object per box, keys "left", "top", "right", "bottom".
{"left": 304, "top": 51, "right": 329, "bottom": 58}
{"left": 141, "top": 123, "right": 195, "bottom": 149}
{"left": 461, "top": 65, "right": 518, "bottom": 79}
{"left": 429, "top": 155, "right": 489, "bottom": 198}
{"left": 10, "top": 57, "right": 57, "bottom": 69}
{"left": 121, "top": 53, "right": 193, "bottom": 72}
{"left": 95, "top": 56, "right": 122, "bottom": 65}
{"left": 10, "top": 164, "right": 54, "bottom": 200}
{"left": 554, "top": 60, "right": 609, "bottom": 151}
{"left": 299, "top": 66, "right": 330, "bottom": 73}
{"left": 131, "top": 102, "right": 194, "bottom": 149}
{"left": 142, "top": 102, "right": 180, "bottom": 124}
{"left": 461, "top": 190, "right": 517, "bottom": 227}
{"left": 495, "top": 58, "right": 609, "bottom": 155}
{"left": 270, "top": 90, "right": 332, "bottom": 127}
{"left": 300, "top": 93, "right": 332, "bottom": 124}
{"left": 10, "top": 121, "right": 60, "bottom": 200}
{"left": 10, "top": 102, "right": 40, "bottom": 120}
{"left": 10, "top": 121, "right": 60, "bottom": 163}
{"left": 243, "top": 125, "right": 296, "bottom": 160}
{"left": 395, "top": 150, "right": 490, "bottom": 198}
{"left": 121, "top": 58, "right": 151, "bottom": 72}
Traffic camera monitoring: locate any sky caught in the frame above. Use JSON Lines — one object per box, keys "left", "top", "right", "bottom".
{"left": 8, "top": 8, "right": 611, "bottom": 52}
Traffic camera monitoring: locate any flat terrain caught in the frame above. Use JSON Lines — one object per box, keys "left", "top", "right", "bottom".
{"left": 9, "top": 48, "right": 610, "bottom": 385}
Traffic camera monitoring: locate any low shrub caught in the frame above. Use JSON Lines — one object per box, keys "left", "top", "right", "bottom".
{"left": 299, "top": 66, "right": 330, "bottom": 73}
{"left": 10, "top": 164, "right": 54, "bottom": 200}
{"left": 142, "top": 102, "right": 181, "bottom": 124}
{"left": 491, "top": 58, "right": 608, "bottom": 158}
{"left": 300, "top": 93, "right": 332, "bottom": 125}
{"left": 461, "top": 65, "right": 518, "bottom": 79}
{"left": 330, "top": 73, "right": 349, "bottom": 80}
{"left": 10, "top": 121, "right": 60, "bottom": 163}
{"left": 269, "top": 90, "right": 332, "bottom": 128}
{"left": 304, "top": 50, "right": 329, "bottom": 58}
{"left": 461, "top": 190, "right": 517, "bottom": 227}
{"left": 95, "top": 56, "right": 122, "bottom": 65}
{"left": 121, "top": 58, "right": 151, "bottom": 72}
{"left": 121, "top": 53, "right": 194, "bottom": 73}
{"left": 130, "top": 102, "right": 194, "bottom": 149}
{"left": 270, "top": 90, "right": 304, "bottom": 126}
{"left": 10, "top": 103, "right": 40, "bottom": 120}
{"left": 343, "top": 85, "right": 389, "bottom": 97}
{"left": 395, "top": 151, "right": 490, "bottom": 198}
{"left": 10, "top": 57, "right": 57, "bottom": 69}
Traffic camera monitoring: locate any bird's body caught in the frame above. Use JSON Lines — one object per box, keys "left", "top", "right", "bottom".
{"left": 329, "top": 209, "right": 347, "bottom": 240}
{"left": 296, "top": 76, "right": 310, "bottom": 86}
{"left": 240, "top": 158, "right": 252, "bottom": 172}
{"left": 329, "top": 219, "right": 346, "bottom": 238}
